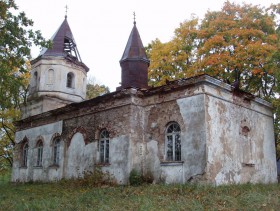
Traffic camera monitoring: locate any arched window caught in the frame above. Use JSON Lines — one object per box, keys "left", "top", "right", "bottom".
{"left": 100, "top": 130, "right": 110, "bottom": 163}
{"left": 36, "top": 140, "right": 43, "bottom": 167}
{"left": 66, "top": 72, "right": 74, "bottom": 88}
{"left": 165, "top": 122, "right": 181, "bottom": 161}
{"left": 47, "top": 69, "right": 54, "bottom": 84}
{"left": 53, "top": 138, "right": 61, "bottom": 165}
{"left": 22, "top": 142, "right": 29, "bottom": 167}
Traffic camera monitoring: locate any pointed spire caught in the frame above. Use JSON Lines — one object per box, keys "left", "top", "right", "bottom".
{"left": 119, "top": 17, "right": 150, "bottom": 90}
{"left": 40, "top": 17, "right": 82, "bottom": 63}
{"left": 120, "top": 19, "right": 149, "bottom": 64}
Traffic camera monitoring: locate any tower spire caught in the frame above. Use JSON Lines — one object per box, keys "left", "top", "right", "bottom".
{"left": 133, "top": 12, "right": 136, "bottom": 25}
{"left": 118, "top": 17, "right": 150, "bottom": 90}
{"left": 65, "top": 5, "right": 68, "bottom": 19}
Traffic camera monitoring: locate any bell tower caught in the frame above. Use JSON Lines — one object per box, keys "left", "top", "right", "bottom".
{"left": 21, "top": 16, "right": 89, "bottom": 119}
{"left": 118, "top": 17, "right": 150, "bottom": 90}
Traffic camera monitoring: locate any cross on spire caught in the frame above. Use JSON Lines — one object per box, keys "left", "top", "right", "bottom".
{"left": 65, "top": 5, "right": 68, "bottom": 19}
{"left": 133, "top": 12, "right": 136, "bottom": 25}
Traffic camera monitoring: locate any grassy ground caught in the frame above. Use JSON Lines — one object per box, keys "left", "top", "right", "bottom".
{"left": 0, "top": 179, "right": 280, "bottom": 211}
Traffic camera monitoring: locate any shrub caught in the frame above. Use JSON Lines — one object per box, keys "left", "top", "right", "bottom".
{"left": 129, "top": 169, "right": 142, "bottom": 186}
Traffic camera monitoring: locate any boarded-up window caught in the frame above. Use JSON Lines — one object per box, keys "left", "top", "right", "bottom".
{"left": 48, "top": 69, "right": 54, "bottom": 84}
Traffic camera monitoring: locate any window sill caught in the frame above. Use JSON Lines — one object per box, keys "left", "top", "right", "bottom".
{"left": 33, "top": 166, "right": 43, "bottom": 169}
{"left": 160, "top": 161, "right": 184, "bottom": 166}
{"left": 49, "top": 164, "right": 59, "bottom": 169}
{"left": 96, "top": 163, "right": 111, "bottom": 167}
{"left": 20, "top": 166, "right": 28, "bottom": 169}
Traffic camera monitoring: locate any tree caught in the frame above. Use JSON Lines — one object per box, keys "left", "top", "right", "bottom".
{"left": 147, "top": 17, "right": 199, "bottom": 87}
{"left": 147, "top": 1, "right": 280, "bottom": 158}
{"left": 86, "top": 77, "right": 110, "bottom": 99}
{"left": 0, "top": 0, "right": 50, "bottom": 171}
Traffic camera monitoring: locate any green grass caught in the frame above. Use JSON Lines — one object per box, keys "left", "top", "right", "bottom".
{"left": 0, "top": 180, "right": 280, "bottom": 210}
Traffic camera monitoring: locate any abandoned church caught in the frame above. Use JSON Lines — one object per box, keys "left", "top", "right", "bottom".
{"left": 12, "top": 16, "right": 277, "bottom": 185}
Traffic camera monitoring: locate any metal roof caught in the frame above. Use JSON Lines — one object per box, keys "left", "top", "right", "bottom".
{"left": 40, "top": 17, "right": 82, "bottom": 62}
{"left": 120, "top": 22, "right": 149, "bottom": 63}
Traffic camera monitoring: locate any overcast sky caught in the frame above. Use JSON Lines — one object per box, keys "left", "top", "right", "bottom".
{"left": 16, "top": 0, "right": 279, "bottom": 91}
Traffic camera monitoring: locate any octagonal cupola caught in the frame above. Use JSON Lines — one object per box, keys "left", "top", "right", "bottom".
{"left": 22, "top": 16, "right": 89, "bottom": 118}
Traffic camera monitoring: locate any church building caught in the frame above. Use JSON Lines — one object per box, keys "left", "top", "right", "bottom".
{"left": 12, "top": 16, "right": 277, "bottom": 185}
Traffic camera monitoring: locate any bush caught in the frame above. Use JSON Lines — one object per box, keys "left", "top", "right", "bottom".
{"left": 59, "top": 167, "right": 116, "bottom": 188}
{"left": 129, "top": 169, "right": 142, "bottom": 186}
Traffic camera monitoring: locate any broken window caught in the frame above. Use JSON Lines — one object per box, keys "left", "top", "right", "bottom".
{"left": 100, "top": 130, "right": 110, "bottom": 164}
{"left": 22, "top": 142, "right": 29, "bottom": 167}
{"left": 53, "top": 138, "right": 60, "bottom": 165}
{"left": 36, "top": 140, "right": 43, "bottom": 167}
{"left": 66, "top": 72, "right": 74, "bottom": 88}
{"left": 165, "top": 122, "right": 181, "bottom": 161}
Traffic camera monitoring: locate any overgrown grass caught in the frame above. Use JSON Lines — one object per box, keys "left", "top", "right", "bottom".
{"left": 0, "top": 171, "right": 10, "bottom": 185}
{"left": 0, "top": 178, "right": 280, "bottom": 210}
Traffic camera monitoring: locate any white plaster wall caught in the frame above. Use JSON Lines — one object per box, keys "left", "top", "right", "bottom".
{"left": 177, "top": 95, "right": 207, "bottom": 182}
{"left": 30, "top": 57, "right": 87, "bottom": 102}
{"left": 205, "top": 94, "right": 277, "bottom": 185}
{"left": 101, "top": 135, "right": 130, "bottom": 184}
{"left": 65, "top": 132, "right": 94, "bottom": 178}
{"left": 12, "top": 121, "right": 64, "bottom": 182}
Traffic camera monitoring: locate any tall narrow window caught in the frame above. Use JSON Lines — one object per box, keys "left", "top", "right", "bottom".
{"left": 48, "top": 69, "right": 54, "bottom": 84}
{"left": 66, "top": 72, "right": 74, "bottom": 88}
{"left": 165, "top": 122, "right": 181, "bottom": 161}
{"left": 34, "top": 71, "right": 38, "bottom": 90}
{"left": 22, "top": 143, "right": 29, "bottom": 167}
{"left": 37, "top": 140, "right": 43, "bottom": 167}
{"left": 53, "top": 138, "right": 60, "bottom": 165}
{"left": 100, "top": 130, "right": 110, "bottom": 164}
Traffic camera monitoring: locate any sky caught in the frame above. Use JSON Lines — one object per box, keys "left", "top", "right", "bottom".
{"left": 15, "top": 0, "right": 279, "bottom": 91}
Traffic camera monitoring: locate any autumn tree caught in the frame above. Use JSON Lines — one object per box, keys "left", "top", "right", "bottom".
{"left": 147, "top": 17, "right": 199, "bottom": 87}
{"left": 86, "top": 77, "right": 110, "bottom": 99}
{"left": 147, "top": 1, "right": 280, "bottom": 158}
{"left": 0, "top": 0, "right": 50, "bottom": 171}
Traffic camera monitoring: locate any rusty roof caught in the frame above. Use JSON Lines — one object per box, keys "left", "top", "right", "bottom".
{"left": 120, "top": 22, "right": 149, "bottom": 63}
{"left": 37, "top": 17, "right": 88, "bottom": 71}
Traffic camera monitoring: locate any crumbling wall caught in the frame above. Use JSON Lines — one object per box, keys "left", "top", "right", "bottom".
{"left": 12, "top": 121, "right": 63, "bottom": 182}
{"left": 204, "top": 86, "right": 277, "bottom": 185}
{"left": 143, "top": 89, "right": 207, "bottom": 184}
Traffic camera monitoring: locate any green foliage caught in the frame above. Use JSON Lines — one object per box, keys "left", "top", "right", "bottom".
{"left": 0, "top": 0, "right": 50, "bottom": 168}
{"left": 0, "top": 182, "right": 279, "bottom": 210}
{"left": 0, "top": 167, "right": 10, "bottom": 184}
{"left": 129, "top": 169, "right": 142, "bottom": 186}
{"left": 86, "top": 77, "right": 110, "bottom": 99}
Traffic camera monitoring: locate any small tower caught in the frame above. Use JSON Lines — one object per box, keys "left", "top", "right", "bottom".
{"left": 118, "top": 16, "right": 150, "bottom": 90}
{"left": 22, "top": 16, "right": 89, "bottom": 118}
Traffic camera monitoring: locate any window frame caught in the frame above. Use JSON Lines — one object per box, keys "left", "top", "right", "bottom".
{"left": 36, "top": 140, "right": 43, "bottom": 167}
{"left": 99, "top": 129, "right": 110, "bottom": 164}
{"left": 66, "top": 72, "right": 75, "bottom": 88}
{"left": 53, "top": 138, "right": 61, "bottom": 165}
{"left": 165, "top": 122, "right": 181, "bottom": 162}
{"left": 22, "top": 142, "right": 29, "bottom": 167}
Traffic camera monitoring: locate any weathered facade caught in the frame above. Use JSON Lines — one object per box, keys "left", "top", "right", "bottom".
{"left": 12, "top": 17, "right": 277, "bottom": 185}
